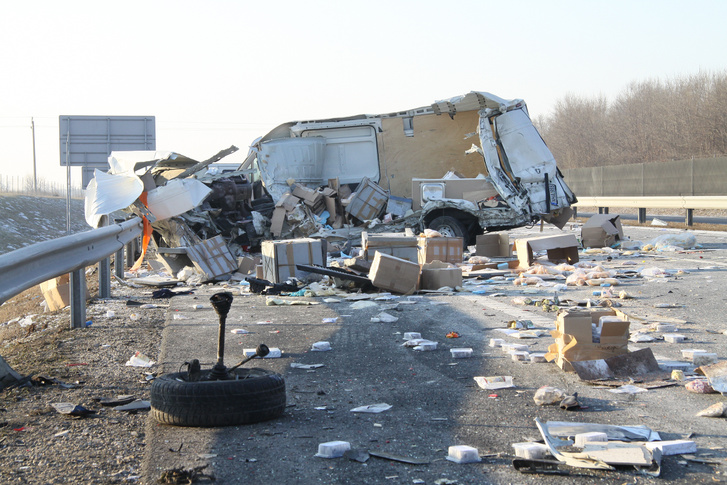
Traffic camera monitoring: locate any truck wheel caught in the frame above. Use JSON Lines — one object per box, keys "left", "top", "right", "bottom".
{"left": 428, "top": 216, "right": 469, "bottom": 245}
{"left": 150, "top": 368, "right": 286, "bottom": 427}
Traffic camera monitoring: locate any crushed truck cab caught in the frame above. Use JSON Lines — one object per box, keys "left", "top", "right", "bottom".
{"left": 242, "top": 91, "right": 576, "bottom": 244}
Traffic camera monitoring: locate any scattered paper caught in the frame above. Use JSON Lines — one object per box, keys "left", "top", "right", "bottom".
{"left": 350, "top": 403, "right": 393, "bottom": 413}
{"left": 125, "top": 351, "right": 155, "bottom": 367}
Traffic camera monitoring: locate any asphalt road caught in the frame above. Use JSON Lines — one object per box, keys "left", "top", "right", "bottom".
{"left": 141, "top": 224, "right": 727, "bottom": 485}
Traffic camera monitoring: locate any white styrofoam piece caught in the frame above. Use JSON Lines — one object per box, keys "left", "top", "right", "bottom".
{"left": 692, "top": 353, "right": 718, "bottom": 366}
{"left": 644, "top": 440, "right": 697, "bottom": 456}
{"left": 404, "top": 332, "right": 422, "bottom": 340}
{"left": 243, "top": 347, "right": 282, "bottom": 358}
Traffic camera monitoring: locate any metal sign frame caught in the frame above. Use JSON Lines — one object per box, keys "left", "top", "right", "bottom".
{"left": 59, "top": 115, "right": 156, "bottom": 170}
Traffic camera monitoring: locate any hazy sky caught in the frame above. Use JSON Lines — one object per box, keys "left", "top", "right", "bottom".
{"left": 1, "top": 0, "right": 725, "bottom": 183}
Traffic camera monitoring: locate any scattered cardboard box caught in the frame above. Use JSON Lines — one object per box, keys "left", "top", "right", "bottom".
{"left": 39, "top": 274, "right": 71, "bottom": 311}
{"left": 270, "top": 207, "right": 287, "bottom": 237}
{"left": 368, "top": 251, "right": 420, "bottom": 294}
{"left": 261, "top": 238, "right": 325, "bottom": 283}
{"left": 515, "top": 234, "right": 579, "bottom": 268}
{"left": 418, "top": 237, "right": 463, "bottom": 264}
{"left": 237, "top": 256, "right": 259, "bottom": 275}
{"left": 476, "top": 233, "right": 512, "bottom": 257}
{"left": 581, "top": 214, "right": 624, "bottom": 248}
{"left": 186, "top": 235, "right": 238, "bottom": 280}
{"left": 546, "top": 309, "right": 630, "bottom": 372}
{"left": 420, "top": 261, "right": 462, "bottom": 290}
{"left": 362, "top": 232, "right": 420, "bottom": 262}
{"left": 291, "top": 184, "right": 325, "bottom": 214}
{"left": 346, "top": 177, "right": 388, "bottom": 221}
{"left": 570, "top": 348, "right": 660, "bottom": 380}
{"left": 386, "top": 195, "right": 412, "bottom": 217}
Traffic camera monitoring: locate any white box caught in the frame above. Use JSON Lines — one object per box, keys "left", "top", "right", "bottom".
{"left": 446, "top": 445, "right": 481, "bottom": 463}
{"left": 664, "top": 333, "right": 686, "bottom": 343}
{"left": 450, "top": 348, "right": 473, "bottom": 359}
{"left": 315, "top": 441, "right": 351, "bottom": 458}
{"left": 489, "top": 338, "right": 505, "bottom": 348}
{"left": 512, "top": 442, "right": 549, "bottom": 459}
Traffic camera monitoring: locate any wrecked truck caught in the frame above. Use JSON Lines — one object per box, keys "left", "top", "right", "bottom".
{"left": 241, "top": 91, "right": 577, "bottom": 245}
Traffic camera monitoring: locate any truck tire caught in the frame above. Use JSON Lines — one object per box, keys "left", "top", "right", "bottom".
{"left": 428, "top": 216, "right": 469, "bottom": 245}
{"left": 150, "top": 368, "right": 286, "bottom": 427}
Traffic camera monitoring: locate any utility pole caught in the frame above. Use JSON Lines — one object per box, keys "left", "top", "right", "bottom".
{"left": 31, "top": 117, "right": 37, "bottom": 192}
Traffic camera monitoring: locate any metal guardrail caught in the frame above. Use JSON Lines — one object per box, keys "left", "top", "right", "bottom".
{"left": 574, "top": 196, "right": 727, "bottom": 210}
{"left": 573, "top": 196, "right": 727, "bottom": 225}
{"left": 0, "top": 218, "right": 143, "bottom": 326}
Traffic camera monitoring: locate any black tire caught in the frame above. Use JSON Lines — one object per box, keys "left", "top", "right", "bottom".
{"left": 428, "top": 215, "right": 470, "bottom": 246}
{"left": 150, "top": 368, "right": 286, "bottom": 427}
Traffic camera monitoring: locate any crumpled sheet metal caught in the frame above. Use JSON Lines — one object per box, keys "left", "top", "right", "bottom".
{"left": 85, "top": 169, "right": 144, "bottom": 228}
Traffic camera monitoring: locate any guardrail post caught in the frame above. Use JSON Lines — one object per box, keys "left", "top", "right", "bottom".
{"left": 114, "top": 218, "right": 125, "bottom": 278}
{"left": 125, "top": 238, "right": 137, "bottom": 267}
{"left": 69, "top": 268, "right": 87, "bottom": 329}
{"left": 686, "top": 209, "right": 694, "bottom": 227}
{"left": 598, "top": 207, "right": 609, "bottom": 214}
{"left": 572, "top": 206, "right": 577, "bottom": 218}
{"left": 638, "top": 208, "right": 646, "bottom": 224}
{"left": 98, "top": 216, "right": 111, "bottom": 299}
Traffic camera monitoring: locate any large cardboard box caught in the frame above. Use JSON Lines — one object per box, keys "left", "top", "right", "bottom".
{"left": 581, "top": 214, "right": 624, "bottom": 248}
{"left": 369, "top": 252, "right": 420, "bottom": 294}
{"left": 420, "top": 261, "right": 462, "bottom": 290}
{"left": 475, "top": 233, "right": 512, "bottom": 257}
{"left": 418, "top": 237, "right": 463, "bottom": 264}
{"left": 546, "top": 309, "right": 630, "bottom": 372}
{"left": 261, "top": 238, "right": 324, "bottom": 283}
{"left": 514, "top": 234, "right": 579, "bottom": 268}
{"left": 346, "top": 177, "right": 388, "bottom": 221}
{"left": 186, "top": 235, "right": 238, "bottom": 280}
{"left": 362, "top": 232, "right": 420, "bottom": 262}
{"left": 39, "top": 274, "right": 71, "bottom": 311}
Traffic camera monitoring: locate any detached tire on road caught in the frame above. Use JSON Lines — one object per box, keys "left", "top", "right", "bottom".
{"left": 150, "top": 368, "right": 286, "bottom": 427}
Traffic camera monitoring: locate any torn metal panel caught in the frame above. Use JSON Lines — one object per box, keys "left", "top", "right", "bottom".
{"left": 544, "top": 421, "right": 660, "bottom": 442}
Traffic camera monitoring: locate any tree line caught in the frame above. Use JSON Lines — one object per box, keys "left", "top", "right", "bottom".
{"left": 534, "top": 70, "right": 727, "bottom": 169}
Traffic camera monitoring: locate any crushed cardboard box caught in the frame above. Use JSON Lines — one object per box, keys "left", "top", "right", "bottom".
{"left": 186, "top": 235, "right": 239, "bottom": 280}
{"left": 39, "top": 274, "right": 71, "bottom": 311}
{"left": 581, "top": 214, "right": 624, "bottom": 248}
{"left": 476, "top": 233, "right": 511, "bottom": 257}
{"left": 368, "top": 251, "right": 420, "bottom": 294}
{"left": 346, "top": 177, "right": 388, "bottom": 221}
{"left": 515, "top": 234, "right": 579, "bottom": 268}
{"left": 420, "top": 261, "right": 462, "bottom": 290}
